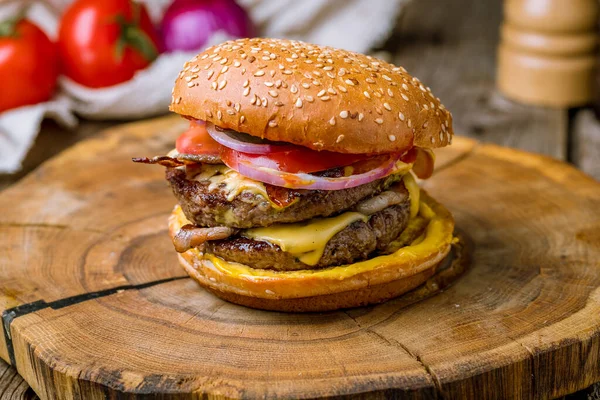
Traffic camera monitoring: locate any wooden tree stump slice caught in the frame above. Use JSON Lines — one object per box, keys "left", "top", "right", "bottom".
{"left": 1, "top": 116, "right": 599, "bottom": 399}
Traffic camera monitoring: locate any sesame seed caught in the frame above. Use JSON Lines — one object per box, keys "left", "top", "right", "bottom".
{"left": 295, "top": 98, "right": 303, "bottom": 108}
{"left": 302, "top": 83, "right": 310, "bottom": 89}
{"left": 185, "top": 76, "right": 193, "bottom": 82}
{"left": 270, "top": 53, "right": 277, "bottom": 59}
{"left": 218, "top": 80, "right": 227, "bottom": 90}
{"left": 387, "top": 88, "right": 394, "bottom": 97}
{"left": 290, "top": 84, "right": 298, "bottom": 94}
{"left": 329, "top": 117, "right": 336, "bottom": 126}
{"left": 323, "top": 65, "right": 333, "bottom": 71}
{"left": 399, "top": 112, "right": 405, "bottom": 121}
{"left": 268, "top": 90, "right": 278, "bottom": 97}
{"left": 441, "top": 123, "right": 446, "bottom": 132}
{"left": 401, "top": 93, "right": 409, "bottom": 101}
{"left": 408, "top": 119, "right": 412, "bottom": 128}
{"left": 233, "top": 61, "right": 241, "bottom": 67}
{"left": 382, "top": 74, "right": 392, "bottom": 81}
{"left": 402, "top": 83, "right": 409, "bottom": 91}
{"left": 207, "top": 70, "right": 215, "bottom": 79}
{"left": 227, "top": 109, "right": 235, "bottom": 115}
{"left": 326, "top": 72, "right": 335, "bottom": 79}
{"left": 235, "top": 103, "right": 241, "bottom": 112}
{"left": 262, "top": 56, "right": 270, "bottom": 61}
{"left": 219, "top": 58, "right": 227, "bottom": 65}
{"left": 345, "top": 78, "right": 357, "bottom": 86}
{"left": 358, "top": 113, "right": 364, "bottom": 121}
{"left": 338, "top": 85, "right": 347, "bottom": 93}
{"left": 376, "top": 107, "right": 383, "bottom": 115}
{"left": 261, "top": 97, "right": 268, "bottom": 107}
{"left": 243, "top": 79, "right": 250, "bottom": 88}
{"left": 430, "top": 136, "right": 435, "bottom": 144}
{"left": 338, "top": 68, "right": 346, "bottom": 76}
{"left": 283, "top": 70, "right": 293, "bottom": 75}
{"left": 313, "top": 71, "right": 322, "bottom": 77}
{"left": 187, "top": 82, "right": 196, "bottom": 88}
{"left": 191, "top": 66, "right": 200, "bottom": 73}
{"left": 264, "top": 81, "right": 274, "bottom": 87}
{"left": 423, "top": 104, "right": 429, "bottom": 110}
{"left": 374, "top": 91, "right": 382, "bottom": 98}
{"left": 317, "top": 89, "right": 326, "bottom": 97}
{"left": 430, "top": 102, "right": 435, "bottom": 108}
{"left": 383, "top": 103, "right": 392, "bottom": 111}
{"left": 206, "top": 109, "right": 212, "bottom": 117}
{"left": 363, "top": 91, "right": 371, "bottom": 99}
{"left": 305, "top": 95, "right": 314, "bottom": 102}
{"left": 217, "top": 110, "right": 222, "bottom": 120}
{"left": 388, "top": 135, "right": 396, "bottom": 142}
{"left": 269, "top": 120, "right": 278, "bottom": 128}
{"left": 175, "top": 96, "right": 182, "bottom": 104}
{"left": 275, "top": 101, "right": 283, "bottom": 107}
{"left": 328, "top": 88, "right": 337, "bottom": 95}
{"left": 439, "top": 131, "right": 444, "bottom": 141}
{"left": 375, "top": 118, "right": 384, "bottom": 125}
{"left": 254, "top": 70, "right": 265, "bottom": 77}
{"left": 366, "top": 77, "right": 375, "bottom": 84}
{"left": 312, "top": 80, "right": 321, "bottom": 86}
{"left": 275, "top": 80, "right": 282, "bottom": 88}
{"left": 243, "top": 87, "right": 250, "bottom": 96}
{"left": 423, "top": 121, "right": 429, "bottom": 128}
{"left": 340, "top": 110, "right": 349, "bottom": 119}
{"left": 320, "top": 96, "right": 330, "bottom": 101}
{"left": 336, "top": 134, "right": 345, "bottom": 143}
{"left": 270, "top": 70, "right": 276, "bottom": 77}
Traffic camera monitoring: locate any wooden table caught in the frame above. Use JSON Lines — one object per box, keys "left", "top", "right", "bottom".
{"left": 1, "top": 0, "right": 598, "bottom": 398}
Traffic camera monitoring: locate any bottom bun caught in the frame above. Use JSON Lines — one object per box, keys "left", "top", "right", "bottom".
{"left": 169, "top": 190, "right": 455, "bottom": 312}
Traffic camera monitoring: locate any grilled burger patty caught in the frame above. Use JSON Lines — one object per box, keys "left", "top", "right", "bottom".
{"left": 203, "top": 182, "right": 411, "bottom": 271}
{"left": 166, "top": 166, "right": 404, "bottom": 229}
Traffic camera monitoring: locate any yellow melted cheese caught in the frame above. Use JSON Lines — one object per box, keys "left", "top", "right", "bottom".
{"left": 403, "top": 172, "right": 420, "bottom": 218}
{"left": 243, "top": 212, "right": 368, "bottom": 266}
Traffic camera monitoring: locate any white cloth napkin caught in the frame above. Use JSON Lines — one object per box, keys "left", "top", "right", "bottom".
{"left": 0, "top": 0, "right": 410, "bottom": 173}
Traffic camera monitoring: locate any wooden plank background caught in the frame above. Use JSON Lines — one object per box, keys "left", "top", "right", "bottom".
{"left": 0, "top": 0, "right": 598, "bottom": 398}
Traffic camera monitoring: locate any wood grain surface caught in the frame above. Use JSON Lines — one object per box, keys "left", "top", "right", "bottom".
{"left": 0, "top": 115, "right": 598, "bottom": 399}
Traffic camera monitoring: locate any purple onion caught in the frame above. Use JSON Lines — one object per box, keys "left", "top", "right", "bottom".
{"left": 160, "top": 0, "right": 254, "bottom": 52}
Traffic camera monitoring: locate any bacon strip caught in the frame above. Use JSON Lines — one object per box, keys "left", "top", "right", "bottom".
{"left": 132, "top": 153, "right": 222, "bottom": 167}
{"left": 173, "top": 224, "right": 238, "bottom": 253}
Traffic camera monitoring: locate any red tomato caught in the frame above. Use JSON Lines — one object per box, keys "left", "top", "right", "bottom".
{"left": 58, "top": 0, "right": 159, "bottom": 88}
{"left": 176, "top": 120, "right": 222, "bottom": 155}
{"left": 221, "top": 147, "right": 370, "bottom": 174}
{"left": 0, "top": 19, "right": 59, "bottom": 113}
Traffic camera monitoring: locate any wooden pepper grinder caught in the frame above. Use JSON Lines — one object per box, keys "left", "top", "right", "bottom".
{"left": 497, "top": 0, "right": 599, "bottom": 107}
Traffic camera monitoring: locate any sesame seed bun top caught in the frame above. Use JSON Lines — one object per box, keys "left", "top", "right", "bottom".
{"left": 170, "top": 38, "right": 454, "bottom": 154}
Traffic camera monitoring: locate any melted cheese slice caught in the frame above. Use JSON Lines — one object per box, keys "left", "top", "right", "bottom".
{"left": 192, "top": 164, "right": 270, "bottom": 202}
{"left": 403, "top": 172, "right": 420, "bottom": 218}
{"left": 243, "top": 212, "right": 368, "bottom": 266}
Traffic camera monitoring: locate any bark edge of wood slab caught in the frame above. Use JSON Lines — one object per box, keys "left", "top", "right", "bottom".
{"left": 0, "top": 115, "right": 599, "bottom": 400}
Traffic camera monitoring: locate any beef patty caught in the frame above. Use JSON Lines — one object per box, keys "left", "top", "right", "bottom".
{"left": 166, "top": 165, "right": 403, "bottom": 229}
{"left": 204, "top": 199, "right": 411, "bottom": 271}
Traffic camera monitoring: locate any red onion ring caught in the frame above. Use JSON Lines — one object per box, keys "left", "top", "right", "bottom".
{"left": 223, "top": 154, "right": 411, "bottom": 190}
{"left": 206, "top": 122, "right": 293, "bottom": 154}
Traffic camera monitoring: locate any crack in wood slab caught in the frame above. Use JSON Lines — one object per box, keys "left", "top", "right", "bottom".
{"left": 1, "top": 276, "right": 188, "bottom": 368}
{"left": 342, "top": 311, "right": 443, "bottom": 398}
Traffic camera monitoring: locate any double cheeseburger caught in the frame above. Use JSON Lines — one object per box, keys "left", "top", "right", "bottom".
{"left": 135, "top": 38, "right": 455, "bottom": 312}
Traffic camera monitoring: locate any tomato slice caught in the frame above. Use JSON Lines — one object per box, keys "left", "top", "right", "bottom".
{"left": 176, "top": 120, "right": 222, "bottom": 155}
{"left": 220, "top": 147, "right": 370, "bottom": 174}
{"left": 176, "top": 122, "right": 421, "bottom": 175}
